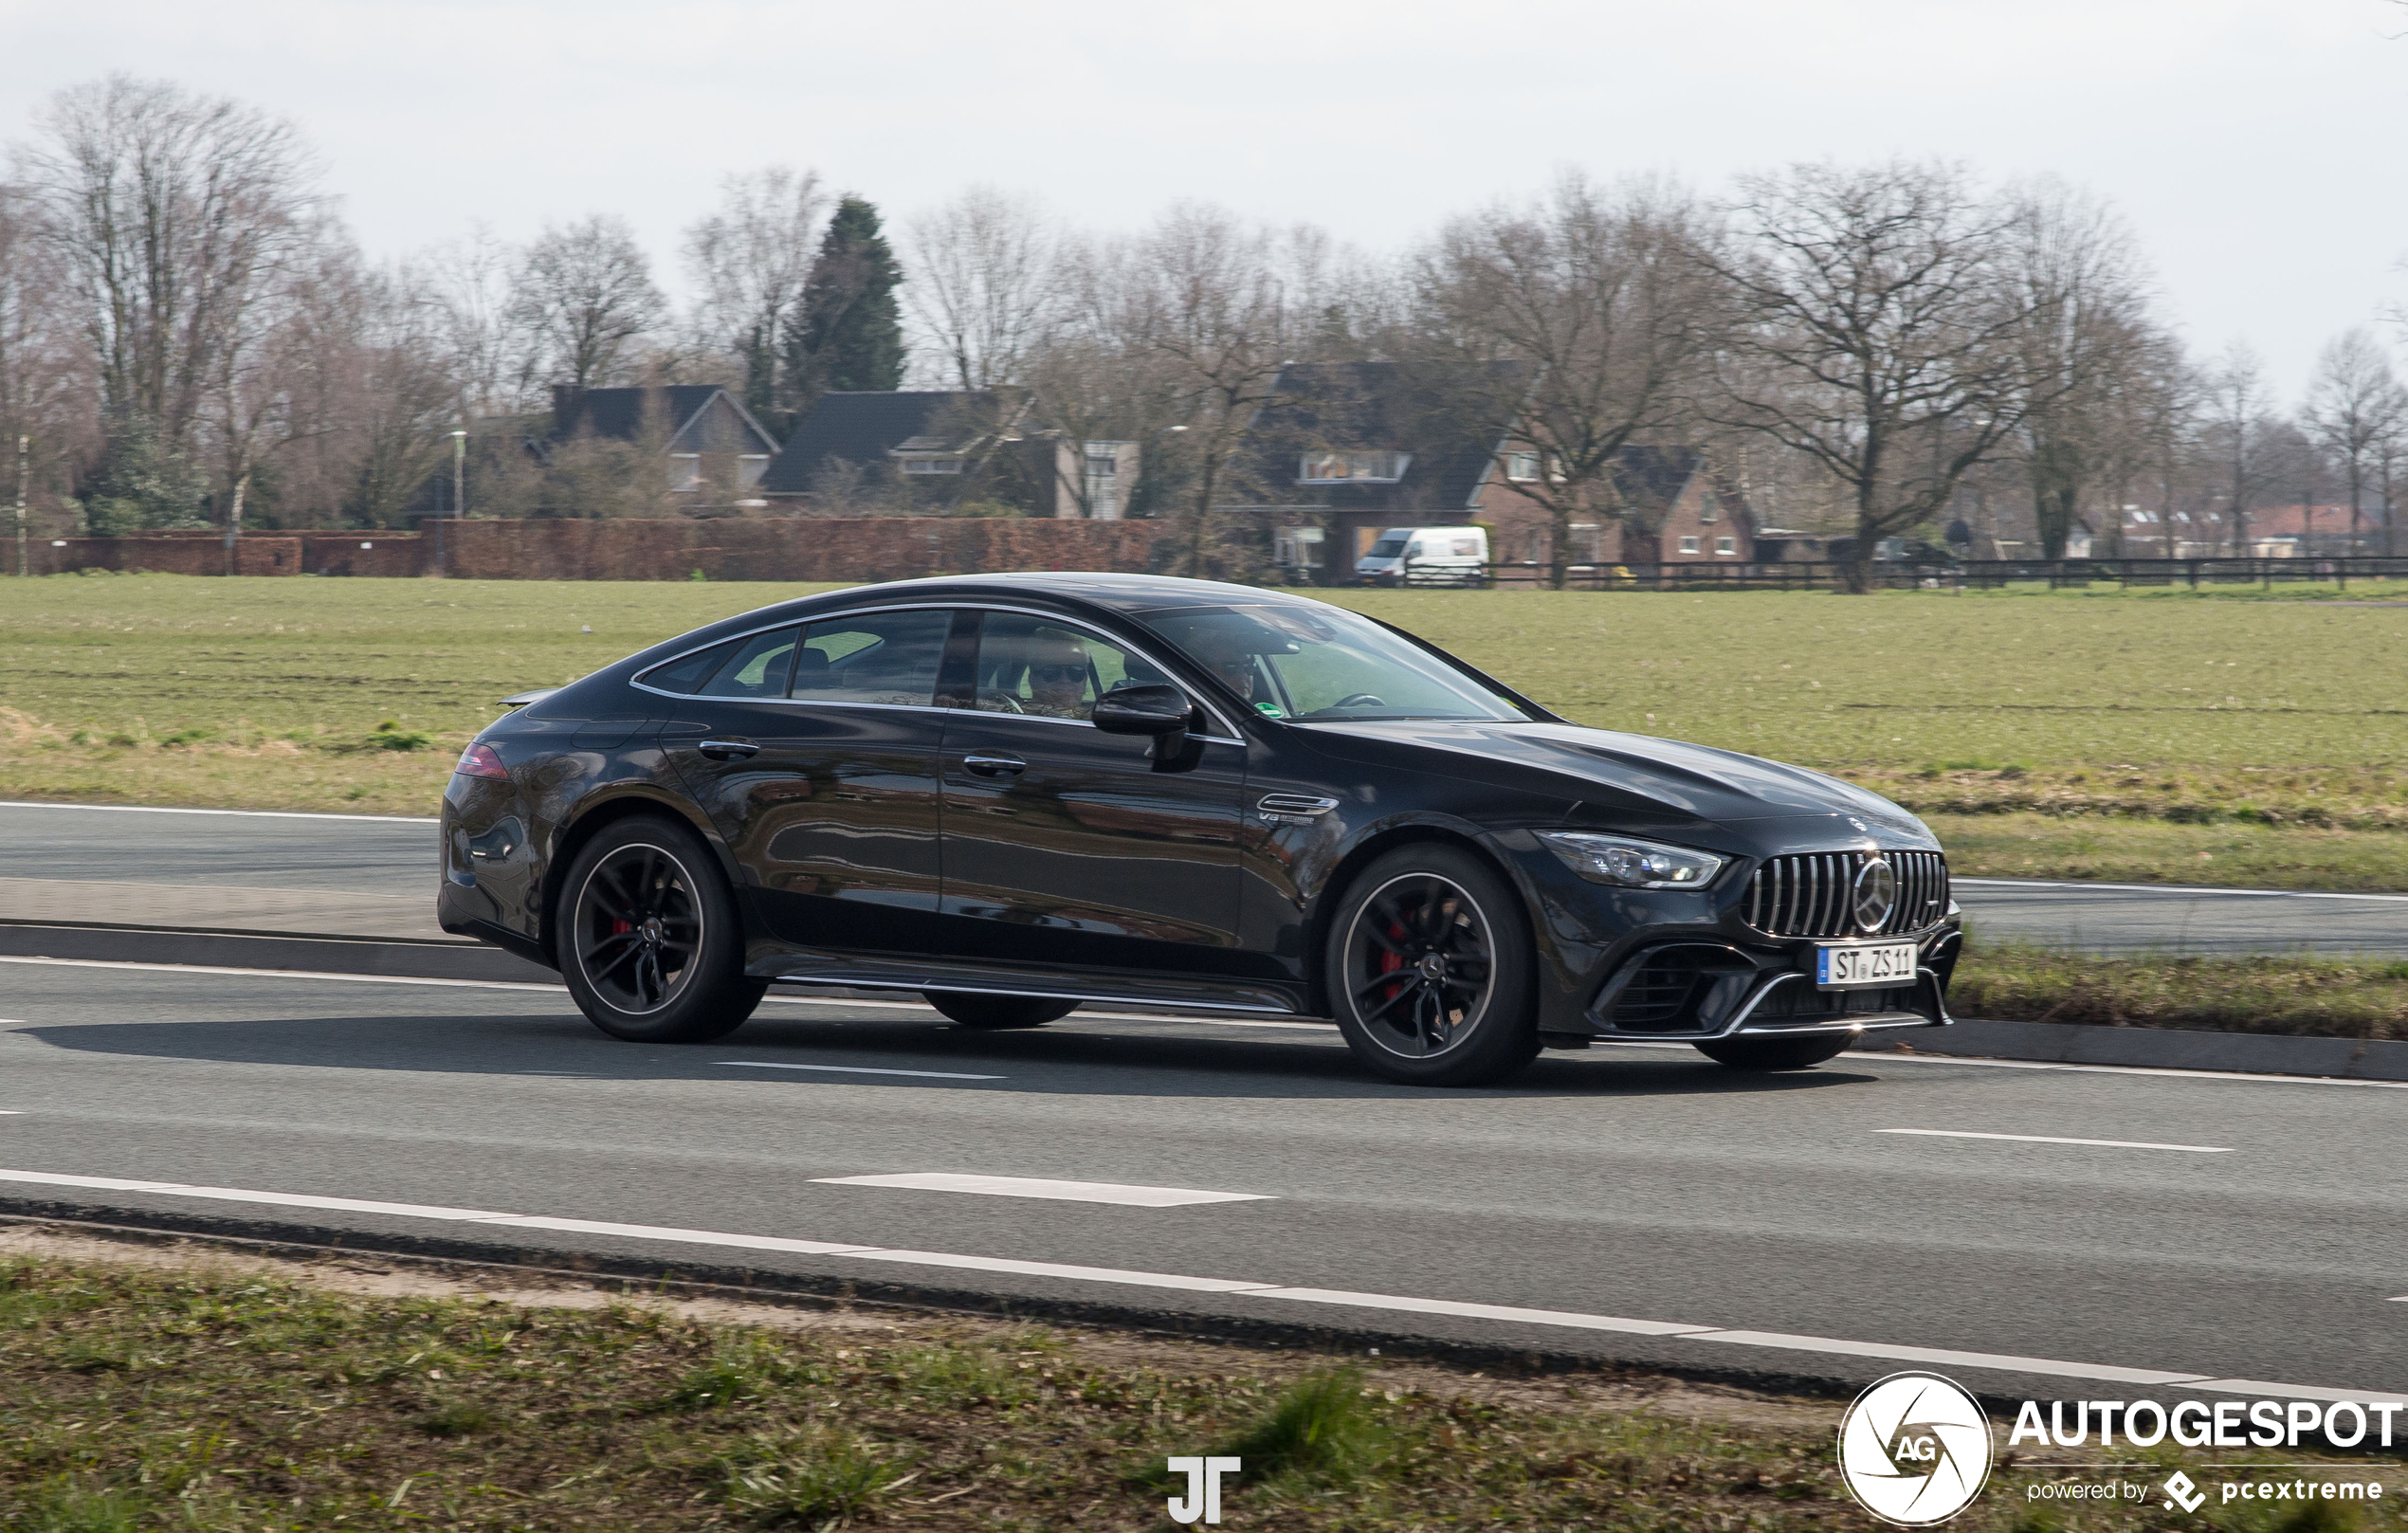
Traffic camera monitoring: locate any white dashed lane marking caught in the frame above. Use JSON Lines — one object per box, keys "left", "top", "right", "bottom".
{"left": 812, "top": 1172, "right": 1269, "bottom": 1207}
{"left": 1875, "top": 1128, "right": 2233, "bottom": 1154}
{"left": 723, "top": 1062, "right": 1005, "bottom": 1081}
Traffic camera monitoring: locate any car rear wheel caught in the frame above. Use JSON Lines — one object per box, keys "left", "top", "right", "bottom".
{"left": 1326, "top": 845, "right": 1539, "bottom": 1086}
{"left": 1692, "top": 1032, "right": 1852, "bottom": 1070}
{"left": 923, "top": 992, "right": 1080, "bottom": 1029}
{"left": 556, "top": 816, "right": 765, "bottom": 1043}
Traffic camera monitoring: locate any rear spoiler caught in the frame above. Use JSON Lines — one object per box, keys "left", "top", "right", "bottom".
{"left": 499, "top": 688, "right": 558, "bottom": 708}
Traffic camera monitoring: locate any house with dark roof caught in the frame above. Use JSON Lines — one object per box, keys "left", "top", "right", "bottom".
{"left": 1225, "top": 360, "right": 1755, "bottom": 579}
{"left": 757, "top": 389, "right": 1139, "bottom": 519}
{"left": 548, "top": 385, "right": 783, "bottom": 502}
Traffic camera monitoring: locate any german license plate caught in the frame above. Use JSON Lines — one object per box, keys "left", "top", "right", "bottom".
{"left": 1815, "top": 940, "right": 1919, "bottom": 990}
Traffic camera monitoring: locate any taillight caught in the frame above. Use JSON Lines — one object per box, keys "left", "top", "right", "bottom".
{"left": 454, "top": 742, "right": 509, "bottom": 780}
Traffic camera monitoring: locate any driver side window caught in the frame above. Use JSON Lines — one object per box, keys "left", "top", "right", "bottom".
{"left": 968, "top": 612, "right": 1163, "bottom": 723}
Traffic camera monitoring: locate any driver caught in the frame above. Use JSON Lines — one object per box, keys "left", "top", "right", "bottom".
{"left": 1020, "top": 633, "right": 1094, "bottom": 720}
{"left": 1188, "top": 634, "right": 1268, "bottom": 710}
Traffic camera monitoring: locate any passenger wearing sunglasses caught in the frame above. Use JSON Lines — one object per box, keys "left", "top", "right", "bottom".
{"left": 1019, "top": 636, "right": 1095, "bottom": 720}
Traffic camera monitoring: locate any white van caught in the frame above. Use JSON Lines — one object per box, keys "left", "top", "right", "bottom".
{"left": 1355, "top": 526, "right": 1489, "bottom": 587}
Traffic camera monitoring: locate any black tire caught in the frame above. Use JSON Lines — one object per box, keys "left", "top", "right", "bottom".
{"left": 924, "top": 992, "right": 1079, "bottom": 1029}
{"left": 1325, "top": 844, "right": 1540, "bottom": 1086}
{"left": 1692, "top": 1032, "right": 1852, "bottom": 1070}
{"left": 556, "top": 815, "right": 765, "bottom": 1043}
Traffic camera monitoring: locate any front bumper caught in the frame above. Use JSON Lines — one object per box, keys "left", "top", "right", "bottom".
{"left": 1581, "top": 925, "right": 1960, "bottom": 1042}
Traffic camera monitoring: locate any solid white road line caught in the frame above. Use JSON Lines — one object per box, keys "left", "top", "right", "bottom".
{"left": 1875, "top": 1128, "right": 2234, "bottom": 1154}
{"left": 0, "top": 800, "right": 439, "bottom": 825}
{"left": 5, "top": 955, "right": 2401, "bottom": 1089}
{"left": 1954, "top": 876, "right": 2408, "bottom": 904}
{"left": 813, "top": 1172, "right": 1268, "bottom": 1207}
{"left": 723, "top": 1062, "right": 1004, "bottom": 1081}
{"left": 0, "top": 1165, "right": 2393, "bottom": 1402}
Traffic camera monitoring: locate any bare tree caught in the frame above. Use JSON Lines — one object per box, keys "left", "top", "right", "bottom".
{"left": 1997, "top": 180, "right": 2176, "bottom": 558}
{"left": 0, "top": 179, "right": 95, "bottom": 539}
{"left": 1414, "top": 173, "right": 1724, "bottom": 586}
{"left": 684, "top": 166, "right": 825, "bottom": 419}
{"left": 906, "top": 186, "right": 1056, "bottom": 391}
{"left": 1705, "top": 161, "right": 2052, "bottom": 591}
{"left": 509, "top": 214, "right": 666, "bottom": 394}
{"left": 416, "top": 224, "right": 523, "bottom": 417}
{"left": 17, "top": 74, "right": 322, "bottom": 523}
{"left": 2303, "top": 327, "right": 2405, "bottom": 554}
{"left": 2200, "top": 342, "right": 2281, "bottom": 556}
{"left": 1101, "top": 205, "right": 1318, "bottom": 572}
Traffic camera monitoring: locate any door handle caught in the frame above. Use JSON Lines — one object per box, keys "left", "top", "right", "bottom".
{"left": 962, "top": 752, "right": 1026, "bottom": 777}
{"left": 699, "top": 738, "right": 759, "bottom": 760}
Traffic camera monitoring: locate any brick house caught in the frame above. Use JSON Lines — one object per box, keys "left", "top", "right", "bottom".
{"left": 548, "top": 385, "right": 783, "bottom": 502}
{"left": 1226, "top": 361, "right": 1754, "bottom": 580}
{"left": 757, "top": 389, "right": 1138, "bottom": 519}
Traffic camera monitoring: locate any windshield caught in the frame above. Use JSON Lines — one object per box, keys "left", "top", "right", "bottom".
{"left": 1135, "top": 602, "right": 1528, "bottom": 722}
{"left": 1367, "top": 538, "right": 1408, "bottom": 557}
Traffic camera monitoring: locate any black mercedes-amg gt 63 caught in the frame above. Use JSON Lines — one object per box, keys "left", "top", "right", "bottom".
{"left": 439, "top": 573, "right": 1958, "bottom": 1086}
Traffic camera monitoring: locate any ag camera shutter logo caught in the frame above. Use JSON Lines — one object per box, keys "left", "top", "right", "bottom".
{"left": 1837, "top": 1371, "right": 1994, "bottom": 1525}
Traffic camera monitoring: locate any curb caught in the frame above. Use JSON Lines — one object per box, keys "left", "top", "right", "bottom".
{"left": 9, "top": 918, "right": 2402, "bottom": 1084}
{"left": 1849, "top": 1016, "right": 2408, "bottom": 1083}
{"left": 0, "top": 920, "right": 556, "bottom": 984}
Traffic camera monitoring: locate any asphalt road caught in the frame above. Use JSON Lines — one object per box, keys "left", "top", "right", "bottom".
{"left": 7, "top": 801, "right": 2407, "bottom": 956}
{"left": 2, "top": 956, "right": 2401, "bottom": 1401}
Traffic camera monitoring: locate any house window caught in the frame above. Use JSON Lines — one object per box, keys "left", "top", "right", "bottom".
{"left": 1715, "top": 537, "right": 1737, "bottom": 556}
{"left": 1083, "top": 445, "right": 1125, "bottom": 519}
{"left": 1678, "top": 536, "right": 1701, "bottom": 555}
{"left": 1298, "top": 450, "right": 1411, "bottom": 484}
{"left": 1524, "top": 531, "right": 1543, "bottom": 563}
{"left": 1570, "top": 522, "right": 1604, "bottom": 563}
{"left": 900, "top": 457, "right": 964, "bottom": 475}
{"left": 1700, "top": 491, "right": 1719, "bottom": 523}
{"left": 667, "top": 454, "right": 702, "bottom": 492}
{"left": 739, "top": 455, "right": 770, "bottom": 490}
{"left": 1505, "top": 450, "right": 1541, "bottom": 483}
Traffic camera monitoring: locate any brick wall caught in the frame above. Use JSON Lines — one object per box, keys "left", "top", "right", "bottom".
{"left": 27, "top": 519, "right": 1171, "bottom": 582}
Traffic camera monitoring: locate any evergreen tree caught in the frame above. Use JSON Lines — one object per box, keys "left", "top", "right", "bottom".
{"left": 780, "top": 195, "right": 905, "bottom": 409}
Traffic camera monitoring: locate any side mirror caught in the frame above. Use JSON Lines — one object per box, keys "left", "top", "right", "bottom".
{"left": 1093, "top": 682, "right": 1193, "bottom": 759}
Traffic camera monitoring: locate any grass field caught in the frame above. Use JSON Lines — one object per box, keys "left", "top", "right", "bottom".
{"left": 8, "top": 574, "right": 2408, "bottom": 886}
{"left": 7, "top": 1243, "right": 2398, "bottom": 1532}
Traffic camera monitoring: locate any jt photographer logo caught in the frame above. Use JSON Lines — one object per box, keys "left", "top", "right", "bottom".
{"left": 1835, "top": 1376, "right": 2399, "bottom": 1525}
{"left": 1837, "top": 1372, "right": 1994, "bottom": 1526}
{"left": 1165, "top": 1456, "right": 1240, "bottom": 1524}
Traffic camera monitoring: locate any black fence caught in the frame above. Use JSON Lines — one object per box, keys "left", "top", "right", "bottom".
{"left": 1459, "top": 556, "right": 2408, "bottom": 593}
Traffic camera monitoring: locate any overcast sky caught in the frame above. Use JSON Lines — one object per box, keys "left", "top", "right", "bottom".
{"left": 5, "top": 0, "right": 2399, "bottom": 397}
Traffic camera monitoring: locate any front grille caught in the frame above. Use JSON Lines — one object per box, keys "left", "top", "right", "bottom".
{"left": 1743, "top": 850, "right": 1948, "bottom": 939}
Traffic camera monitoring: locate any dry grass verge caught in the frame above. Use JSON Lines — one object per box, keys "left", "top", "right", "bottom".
{"left": 2, "top": 1230, "right": 2397, "bottom": 1532}
{"left": 1954, "top": 939, "right": 2408, "bottom": 1039}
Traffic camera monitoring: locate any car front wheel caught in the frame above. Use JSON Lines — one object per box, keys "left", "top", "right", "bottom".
{"left": 1326, "top": 845, "right": 1539, "bottom": 1086}
{"left": 556, "top": 815, "right": 765, "bottom": 1043}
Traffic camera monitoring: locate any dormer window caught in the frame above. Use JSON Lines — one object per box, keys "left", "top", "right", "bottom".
{"left": 1299, "top": 450, "right": 1410, "bottom": 484}
{"left": 899, "top": 457, "right": 964, "bottom": 475}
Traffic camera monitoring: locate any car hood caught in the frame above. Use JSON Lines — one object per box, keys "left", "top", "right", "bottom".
{"left": 1300, "top": 719, "right": 1935, "bottom": 847}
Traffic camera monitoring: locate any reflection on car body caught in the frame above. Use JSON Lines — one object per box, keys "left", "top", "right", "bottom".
{"left": 440, "top": 574, "right": 1959, "bottom": 1086}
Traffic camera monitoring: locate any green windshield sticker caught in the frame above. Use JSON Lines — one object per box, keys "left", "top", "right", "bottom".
{"left": 1255, "top": 702, "right": 1286, "bottom": 717}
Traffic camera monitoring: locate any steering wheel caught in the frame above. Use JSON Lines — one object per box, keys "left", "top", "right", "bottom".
{"left": 976, "top": 690, "right": 1027, "bottom": 714}
{"left": 1331, "top": 693, "right": 1387, "bottom": 709}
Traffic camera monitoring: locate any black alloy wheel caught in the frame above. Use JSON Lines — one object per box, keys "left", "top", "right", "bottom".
{"left": 1326, "top": 845, "right": 1538, "bottom": 1086}
{"left": 1692, "top": 1032, "right": 1853, "bottom": 1070}
{"left": 923, "top": 992, "right": 1080, "bottom": 1029}
{"left": 556, "top": 816, "right": 765, "bottom": 1043}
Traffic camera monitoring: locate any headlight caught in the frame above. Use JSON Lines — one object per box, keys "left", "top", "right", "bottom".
{"left": 1537, "top": 831, "right": 1726, "bottom": 889}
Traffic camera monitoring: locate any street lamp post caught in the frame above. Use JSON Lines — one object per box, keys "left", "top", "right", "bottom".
{"left": 444, "top": 429, "right": 467, "bottom": 577}
{"left": 12, "top": 434, "right": 27, "bottom": 577}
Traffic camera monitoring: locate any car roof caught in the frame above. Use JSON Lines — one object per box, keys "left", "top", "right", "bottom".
{"left": 809, "top": 571, "right": 1337, "bottom": 618}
